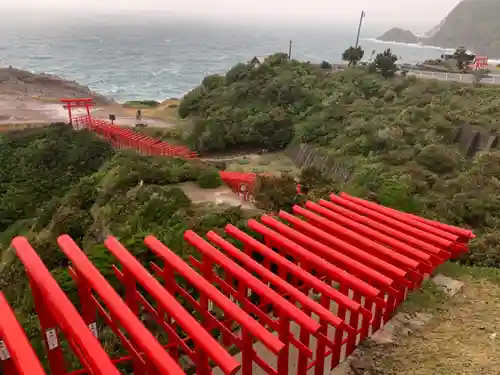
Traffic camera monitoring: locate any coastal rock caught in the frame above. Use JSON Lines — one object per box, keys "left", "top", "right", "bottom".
{"left": 0, "top": 67, "right": 113, "bottom": 104}
{"left": 377, "top": 28, "right": 421, "bottom": 44}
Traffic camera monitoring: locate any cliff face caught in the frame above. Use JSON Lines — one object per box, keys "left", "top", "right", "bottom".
{"left": 424, "top": 18, "right": 445, "bottom": 38}
{"left": 378, "top": 0, "right": 500, "bottom": 58}
{"left": 427, "top": 0, "right": 500, "bottom": 57}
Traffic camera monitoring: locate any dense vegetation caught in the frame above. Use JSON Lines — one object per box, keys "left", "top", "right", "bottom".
{"left": 180, "top": 53, "right": 500, "bottom": 267}
{"left": 0, "top": 125, "right": 250, "bottom": 363}
{"left": 179, "top": 53, "right": 299, "bottom": 153}
{"left": 3, "top": 51, "right": 500, "bottom": 367}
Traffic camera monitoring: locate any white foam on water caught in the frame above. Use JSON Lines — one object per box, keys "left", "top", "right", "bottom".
{"left": 362, "top": 38, "right": 446, "bottom": 51}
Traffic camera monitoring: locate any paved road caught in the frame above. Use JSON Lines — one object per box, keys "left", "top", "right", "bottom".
{"left": 404, "top": 69, "right": 500, "bottom": 85}
{"left": 333, "top": 65, "right": 500, "bottom": 85}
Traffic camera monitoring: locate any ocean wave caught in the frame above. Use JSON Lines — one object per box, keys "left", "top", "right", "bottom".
{"left": 363, "top": 38, "right": 500, "bottom": 60}
{"left": 151, "top": 69, "right": 170, "bottom": 77}
{"left": 362, "top": 38, "right": 446, "bottom": 51}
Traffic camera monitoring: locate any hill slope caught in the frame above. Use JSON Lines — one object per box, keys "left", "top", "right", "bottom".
{"left": 0, "top": 125, "right": 251, "bottom": 361}
{"left": 378, "top": 0, "right": 500, "bottom": 57}
{"left": 427, "top": 0, "right": 500, "bottom": 56}
{"left": 182, "top": 55, "right": 500, "bottom": 268}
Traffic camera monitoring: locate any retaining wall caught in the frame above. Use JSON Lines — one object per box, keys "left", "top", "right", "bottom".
{"left": 286, "top": 123, "right": 500, "bottom": 181}
{"left": 284, "top": 140, "right": 353, "bottom": 183}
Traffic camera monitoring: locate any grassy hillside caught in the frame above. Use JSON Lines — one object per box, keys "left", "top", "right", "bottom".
{"left": 180, "top": 53, "right": 500, "bottom": 154}
{"left": 3, "top": 55, "right": 500, "bottom": 365}
{"left": 181, "top": 55, "right": 500, "bottom": 267}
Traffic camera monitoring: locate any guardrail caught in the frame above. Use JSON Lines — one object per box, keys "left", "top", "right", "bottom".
{"left": 405, "top": 69, "right": 500, "bottom": 85}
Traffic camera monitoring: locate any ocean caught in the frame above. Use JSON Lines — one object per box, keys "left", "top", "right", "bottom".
{"left": 0, "top": 11, "right": 473, "bottom": 103}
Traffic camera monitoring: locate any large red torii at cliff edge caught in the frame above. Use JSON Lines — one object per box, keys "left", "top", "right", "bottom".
{"left": 60, "top": 98, "right": 94, "bottom": 127}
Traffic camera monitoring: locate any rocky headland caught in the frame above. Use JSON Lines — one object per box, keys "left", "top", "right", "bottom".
{"left": 0, "top": 66, "right": 179, "bottom": 127}
{"left": 377, "top": 0, "right": 500, "bottom": 58}
{"left": 0, "top": 67, "right": 112, "bottom": 104}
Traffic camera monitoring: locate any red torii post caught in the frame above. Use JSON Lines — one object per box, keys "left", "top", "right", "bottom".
{"left": 60, "top": 98, "right": 94, "bottom": 130}
{"left": 0, "top": 293, "right": 46, "bottom": 375}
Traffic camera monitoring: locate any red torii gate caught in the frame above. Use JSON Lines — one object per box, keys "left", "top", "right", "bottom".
{"left": 60, "top": 98, "right": 94, "bottom": 129}
{"left": 0, "top": 193, "right": 474, "bottom": 375}
{"left": 0, "top": 293, "right": 46, "bottom": 375}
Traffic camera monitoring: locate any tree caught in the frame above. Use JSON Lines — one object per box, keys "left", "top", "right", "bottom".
{"left": 265, "top": 53, "right": 290, "bottom": 67}
{"left": 342, "top": 46, "right": 365, "bottom": 67}
{"left": 369, "top": 48, "right": 398, "bottom": 78}
{"left": 453, "top": 46, "right": 470, "bottom": 71}
{"left": 320, "top": 61, "right": 333, "bottom": 69}
{"left": 253, "top": 175, "right": 304, "bottom": 213}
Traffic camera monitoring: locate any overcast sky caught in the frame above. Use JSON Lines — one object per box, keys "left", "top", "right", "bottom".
{"left": 0, "top": 0, "right": 461, "bottom": 28}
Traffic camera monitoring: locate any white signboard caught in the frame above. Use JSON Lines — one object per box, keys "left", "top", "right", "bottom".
{"left": 88, "top": 322, "right": 98, "bottom": 339}
{"left": 0, "top": 340, "right": 11, "bottom": 361}
{"left": 45, "top": 328, "right": 59, "bottom": 350}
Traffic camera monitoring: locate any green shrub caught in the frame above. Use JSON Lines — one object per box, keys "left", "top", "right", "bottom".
{"left": 320, "top": 61, "right": 333, "bottom": 69}
{"left": 416, "top": 144, "right": 461, "bottom": 175}
{"left": 123, "top": 100, "right": 160, "bottom": 108}
{"left": 254, "top": 175, "right": 304, "bottom": 212}
{"left": 196, "top": 169, "right": 223, "bottom": 189}
{"left": 251, "top": 167, "right": 265, "bottom": 173}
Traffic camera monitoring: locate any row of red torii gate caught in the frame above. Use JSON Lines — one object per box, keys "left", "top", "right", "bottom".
{"left": 0, "top": 99, "right": 476, "bottom": 375}
{"left": 62, "top": 98, "right": 262, "bottom": 201}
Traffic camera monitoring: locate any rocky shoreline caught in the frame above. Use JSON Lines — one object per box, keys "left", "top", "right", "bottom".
{"left": 0, "top": 67, "right": 113, "bottom": 104}
{"left": 0, "top": 66, "right": 179, "bottom": 128}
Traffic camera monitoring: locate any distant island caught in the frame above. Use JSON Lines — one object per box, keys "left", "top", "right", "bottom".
{"left": 377, "top": 28, "right": 421, "bottom": 45}
{"left": 377, "top": 0, "right": 500, "bottom": 57}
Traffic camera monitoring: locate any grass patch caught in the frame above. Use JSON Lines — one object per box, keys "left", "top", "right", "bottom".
{"left": 136, "top": 126, "right": 187, "bottom": 145}
{"left": 121, "top": 99, "right": 192, "bottom": 128}
{"left": 226, "top": 152, "right": 299, "bottom": 177}
{"left": 366, "top": 263, "right": 500, "bottom": 375}
{"left": 397, "top": 280, "right": 448, "bottom": 315}
{"left": 0, "top": 123, "right": 50, "bottom": 132}
{"left": 123, "top": 100, "right": 160, "bottom": 108}
{"left": 438, "top": 261, "right": 500, "bottom": 285}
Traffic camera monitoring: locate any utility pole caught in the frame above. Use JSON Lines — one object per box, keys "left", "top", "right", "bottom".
{"left": 355, "top": 10, "right": 365, "bottom": 48}
{"left": 288, "top": 40, "right": 293, "bottom": 60}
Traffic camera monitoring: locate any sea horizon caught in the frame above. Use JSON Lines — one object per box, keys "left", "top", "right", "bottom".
{"left": 1, "top": 11, "right": 497, "bottom": 103}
